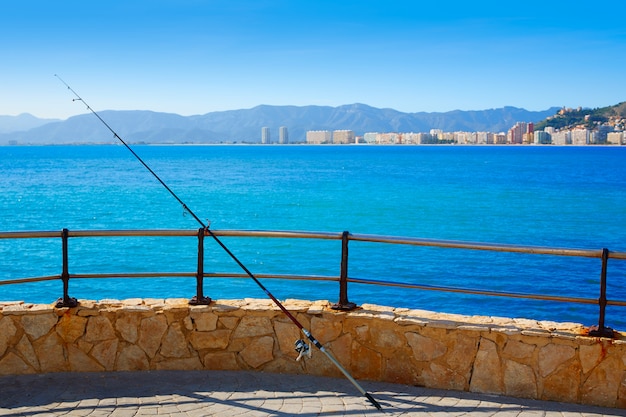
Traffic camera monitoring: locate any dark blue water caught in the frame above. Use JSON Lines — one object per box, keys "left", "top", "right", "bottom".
{"left": 1, "top": 145, "right": 625, "bottom": 328}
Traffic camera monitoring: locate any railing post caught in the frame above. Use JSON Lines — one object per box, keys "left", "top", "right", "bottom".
{"left": 589, "top": 248, "right": 614, "bottom": 338}
{"left": 189, "top": 227, "right": 212, "bottom": 305}
{"left": 55, "top": 228, "right": 78, "bottom": 308}
{"left": 332, "top": 231, "right": 357, "bottom": 311}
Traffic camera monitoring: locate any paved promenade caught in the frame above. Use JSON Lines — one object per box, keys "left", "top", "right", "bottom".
{"left": 0, "top": 370, "right": 623, "bottom": 416}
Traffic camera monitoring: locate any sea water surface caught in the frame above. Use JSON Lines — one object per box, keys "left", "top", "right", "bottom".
{"left": 1, "top": 145, "right": 625, "bottom": 329}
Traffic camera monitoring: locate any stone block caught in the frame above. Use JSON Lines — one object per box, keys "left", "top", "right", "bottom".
{"left": 232, "top": 316, "right": 273, "bottom": 339}
{"left": 34, "top": 332, "right": 67, "bottom": 372}
{"left": 115, "top": 313, "right": 141, "bottom": 343}
{"left": 538, "top": 343, "right": 575, "bottom": 378}
{"left": 84, "top": 316, "right": 116, "bottom": 343}
{"left": 311, "top": 316, "right": 342, "bottom": 344}
{"left": 21, "top": 313, "right": 57, "bottom": 340}
{"left": 76, "top": 302, "right": 100, "bottom": 317}
{"left": 68, "top": 345, "right": 104, "bottom": 372}
{"left": 283, "top": 299, "right": 314, "bottom": 312}
{"left": 155, "top": 356, "right": 203, "bottom": 371}
{"left": 210, "top": 302, "right": 241, "bottom": 313}
{"left": 383, "top": 356, "right": 418, "bottom": 385}
{"left": 0, "top": 352, "right": 33, "bottom": 375}
{"left": 405, "top": 332, "right": 447, "bottom": 362}
{"left": 0, "top": 316, "right": 17, "bottom": 356}
{"left": 16, "top": 335, "right": 39, "bottom": 370}
{"left": 189, "top": 330, "right": 231, "bottom": 350}
{"left": 370, "top": 326, "right": 405, "bottom": 353}
{"left": 327, "top": 333, "right": 352, "bottom": 368}
{"left": 422, "top": 361, "right": 467, "bottom": 391}
{"left": 394, "top": 316, "right": 429, "bottom": 326}
{"left": 581, "top": 355, "right": 622, "bottom": 407}
{"left": 445, "top": 332, "right": 479, "bottom": 375}
{"left": 273, "top": 320, "right": 301, "bottom": 358}
{"left": 350, "top": 341, "right": 381, "bottom": 380}
{"left": 91, "top": 339, "right": 119, "bottom": 370}
{"left": 189, "top": 311, "right": 218, "bottom": 332}
{"left": 542, "top": 361, "right": 580, "bottom": 403}
{"left": 470, "top": 338, "right": 503, "bottom": 394}
{"left": 138, "top": 315, "right": 168, "bottom": 358}
{"left": 354, "top": 324, "right": 370, "bottom": 344}
{"left": 239, "top": 336, "right": 274, "bottom": 368}
{"left": 56, "top": 313, "right": 88, "bottom": 343}
{"left": 160, "top": 323, "right": 190, "bottom": 358}
{"left": 218, "top": 316, "right": 240, "bottom": 330}
{"left": 504, "top": 359, "right": 537, "bottom": 398}
{"left": 203, "top": 352, "right": 239, "bottom": 370}
{"left": 503, "top": 338, "right": 536, "bottom": 361}
{"left": 262, "top": 356, "right": 303, "bottom": 374}
{"left": 117, "top": 345, "right": 149, "bottom": 371}
{"left": 579, "top": 343, "right": 603, "bottom": 374}
{"left": 1, "top": 304, "right": 31, "bottom": 314}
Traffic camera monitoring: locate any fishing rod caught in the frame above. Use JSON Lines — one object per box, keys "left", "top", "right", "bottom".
{"left": 55, "top": 75, "right": 382, "bottom": 410}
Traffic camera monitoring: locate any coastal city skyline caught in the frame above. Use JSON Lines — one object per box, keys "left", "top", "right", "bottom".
{"left": 263, "top": 109, "right": 626, "bottom": 145}
{"left": 1, "top": 1, "right": 625, "bottom": 120}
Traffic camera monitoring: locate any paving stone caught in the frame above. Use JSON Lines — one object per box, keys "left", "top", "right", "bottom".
{"left": 0, "top": 370, "right": 623, "bottom": 416}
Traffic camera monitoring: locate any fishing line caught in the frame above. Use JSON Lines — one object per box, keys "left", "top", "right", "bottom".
{"left": 55, "top": 75, "right": 381, "bottom": 410}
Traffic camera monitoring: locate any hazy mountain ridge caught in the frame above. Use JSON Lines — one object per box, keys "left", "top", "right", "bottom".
{"left": 0, "top": 104, "right": 560, "bottom": 144}
{"left": 0, "top": 113, "right": 60, "bottom": 134}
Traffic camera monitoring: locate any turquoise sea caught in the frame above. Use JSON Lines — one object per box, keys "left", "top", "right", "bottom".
{"left": 1, "top": 145, "right": 625, "bottom": 329}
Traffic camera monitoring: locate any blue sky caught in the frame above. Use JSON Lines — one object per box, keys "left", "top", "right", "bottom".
{"left": 1, "top": 1, "right": 625, "bottom": 119}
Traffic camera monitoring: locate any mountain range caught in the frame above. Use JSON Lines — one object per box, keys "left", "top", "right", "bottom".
{"left": 0, "top": 104, "right": 560, "bottom": 145}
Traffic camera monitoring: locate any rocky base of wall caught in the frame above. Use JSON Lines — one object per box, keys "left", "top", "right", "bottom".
{"left": 0, "top": 298, "right": 624, "bottom": 408}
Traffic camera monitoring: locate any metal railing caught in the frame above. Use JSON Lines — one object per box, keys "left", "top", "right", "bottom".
{"left": 1, "top": 228, "right": 625, "bottom": 337}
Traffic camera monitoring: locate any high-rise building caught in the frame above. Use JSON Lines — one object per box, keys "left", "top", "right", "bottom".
{"left": 332, "top": 130, "right": 355, "bottom": 144}
{"left": 508, "top": 122, "right": 528, "bottom": 144}
{"left": 279, "top": 126, "right": 289, "bottom": 144}
{"left": 551, "top": 130, "right": 571, "bottom": 145}
{"left": 306, "top": 130, "right": 332, "bottom": 144}
{"left": 429, "top": 129, "right": 443, "bottom": 140}
{"left": 571, "top": 128, "right": 590, "bottom": 145}
{"left": 261, "top": 127, "right": 271, "bottom": 144}
{"left": 534, "top": 131, "right": 551, "bottom": 145}
{"left": 363, "top": 133, "right": 379, "bottom": 144}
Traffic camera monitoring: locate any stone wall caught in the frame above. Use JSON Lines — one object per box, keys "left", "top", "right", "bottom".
{"left": 1, "top": 298, "right": 624, "bottom": 408}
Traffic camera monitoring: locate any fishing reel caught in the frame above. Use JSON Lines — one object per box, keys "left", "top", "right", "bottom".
{"left": 294, "top": 339, "right": 311, "bottom": 361}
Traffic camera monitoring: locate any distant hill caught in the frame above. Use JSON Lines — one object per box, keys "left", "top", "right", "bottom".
{"left": 0, "top": 104, "right": 560, "bottom": 145}
{"left": 534, "top": 102, "right": 626, "bottom": 131}
{"left": 0, "top": 113, "right": 59, "bottom": 134}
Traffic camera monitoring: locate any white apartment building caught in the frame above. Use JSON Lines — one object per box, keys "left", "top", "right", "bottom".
{"left": 306, "top": 130, "right": 332, "bottom": 144}
{"left": 534, "top": 131, "right": 551, "bottom": 144}
{"left": 363, "top": 133, "right": 378, "bottom": 144}
{"left": 400, "top": 133, "right": 421, "bottom": 144}
{"left": 261, "top": 127, "right": 271, "bottom": 144}
{"left": 473, "top": 132, "right": 492, "bottom": 144}
{"left": 430, "top": 129, "right": 443, "bottom": 140}
{"left": 332, "top": 130, "right": 355, "bottom": 144}
{"left": 363, "top": 132, "right": 401, "bottom": 144}
{"left": 494, "top": 133, "right": 507, "bottom": 144}
{"left": 571, "top": 129, "right": 591, "bottom": 145}
{"left": 551, "top": 130, "right": 571, "bottom": 145}
{"left": 607, "top": 131, "right": 624, "bottom": 145}
{"left": 279, "top": 126, "right": 289, "bottom": 144}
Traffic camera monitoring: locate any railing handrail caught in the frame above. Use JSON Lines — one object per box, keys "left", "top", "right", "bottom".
{"left": 1, "top": 228, "right": 625, "bottom": 336}
{"left": 2, "top": 228, "right": 625, "bottom": 259}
